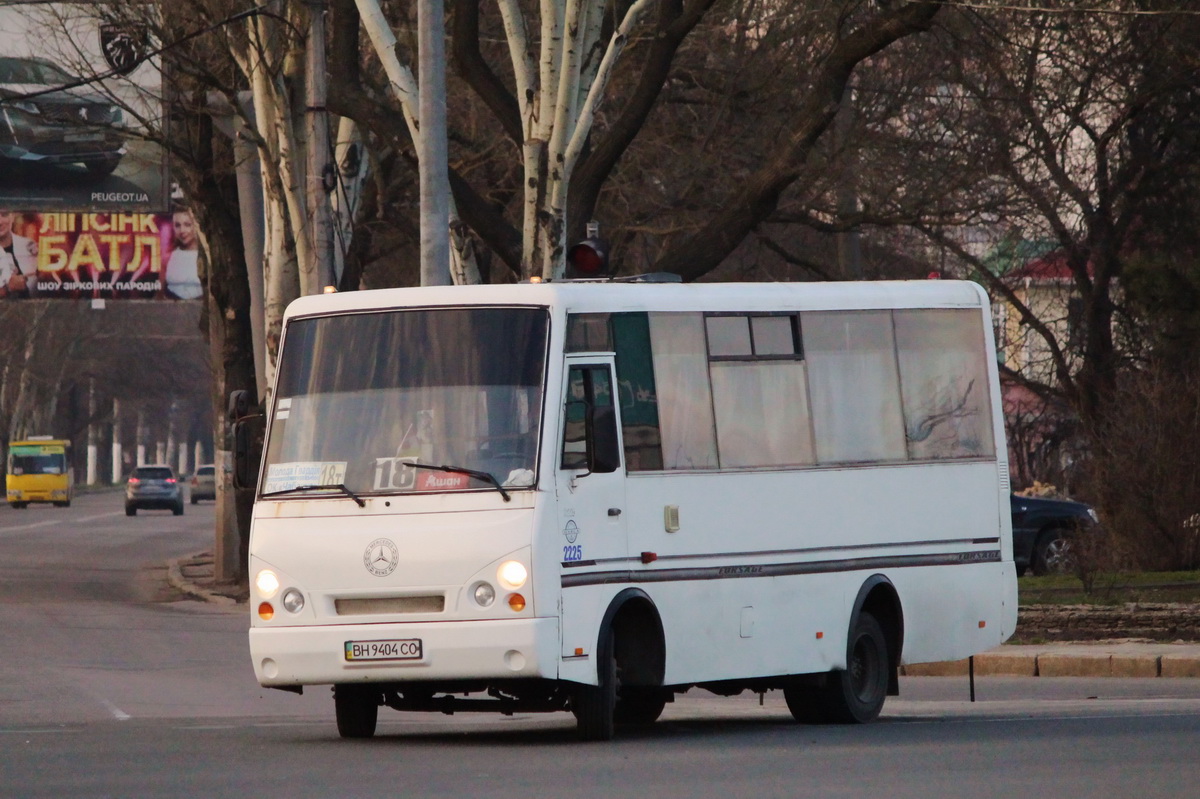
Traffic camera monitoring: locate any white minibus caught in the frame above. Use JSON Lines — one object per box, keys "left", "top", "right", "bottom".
{"left": 237, "top": 279, "right": 1017, "bottom": 740}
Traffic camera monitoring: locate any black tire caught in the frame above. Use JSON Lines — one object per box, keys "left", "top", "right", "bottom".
{"left": 782, "top": 684, "right": 827, "bottom": 723}
{"left": 1032, "top": 529, "right": 1074, "bottom": 576}
{"left": 11, "top": 502, "right": 27, "bottom": 509}
{"left": 614, "top": 687, "right": 668, "bottom": 726}
{"left": 190, "top": 495, "right": 198, "bottom": 505}
{"left": 126, "top": 504, "right": 136, "bottom": 516}
{"left": 785, "top": 612, "right": 889, "bottom": 724}
{"left": 173, "top": 503, "right": 184, "bottom": 516}
{"left": 573, "top": 631, "right": 617, "bottom": 741}
{"left": 334, "top": 684, "right": 379, "bottom": 739}
{"left": 85, "top": 155, "right": 122, "bottom": 179}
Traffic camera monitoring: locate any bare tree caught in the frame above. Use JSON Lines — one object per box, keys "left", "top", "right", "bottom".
{"left": 328, "top": 0, "right": 943, "bottom": 280}
{"left": 901, "top": 6, "right": 1200, "bottom": 429}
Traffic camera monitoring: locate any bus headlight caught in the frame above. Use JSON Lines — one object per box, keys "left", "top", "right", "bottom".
{"left": 281, "top": 588, "right": 305, "bottom": 614}
{"left": 472, "top": 581, "right": 496, "bottom": 607}
{"left": 255, "top": 569, "right": 280, "bottom": 599}
{"left": 498, "top": 561, "right": 528, "bottom": 590}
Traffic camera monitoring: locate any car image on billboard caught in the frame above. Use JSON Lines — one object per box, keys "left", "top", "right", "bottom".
{"left": 0, "top": 3, "right": 167, "bottom": 211}
{"left": 0, "top": 56, "right": 127, "bottom": 180}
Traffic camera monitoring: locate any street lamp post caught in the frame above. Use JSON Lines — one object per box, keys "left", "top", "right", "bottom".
{"left": 417, "top": 0, "right": 451, "bottom": 286}
{"left": 305, "top": 0, "right": 335, "bottom": 291}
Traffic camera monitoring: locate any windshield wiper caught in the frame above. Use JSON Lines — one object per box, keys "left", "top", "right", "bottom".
{"left": 406, "top": 462, "right": 511, "bottom": 502}
{"left": 260, "top": 483, "right": 366, "bottom": 507}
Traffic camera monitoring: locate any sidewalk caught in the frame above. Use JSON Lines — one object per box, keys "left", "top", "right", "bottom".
{"left": 903, "top": 641, "right": 1200, "bottom": 679}
{"left": 166, "top": 551, "right": 247, "bottom": 606}
{"left": 167, "top": 551, "right": 1200, "bottom": 678}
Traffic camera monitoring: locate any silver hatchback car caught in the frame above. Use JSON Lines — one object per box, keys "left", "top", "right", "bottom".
{"left": 190, "top": 464, "right": 216, "bottom": 504}
{"left": 125, "top": 464, "right": 183, "bottom": 516}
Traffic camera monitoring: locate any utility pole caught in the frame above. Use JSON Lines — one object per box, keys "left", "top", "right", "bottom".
{"left": 306, "top": 0, "right": 335, "bottom": 291}
{"left": 418, "top": 0, "right": 451, "bottom": 286}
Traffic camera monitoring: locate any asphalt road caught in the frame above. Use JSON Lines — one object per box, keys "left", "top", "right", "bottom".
{"left": 4, "top": 490, "right": 1200, "bottom": 798}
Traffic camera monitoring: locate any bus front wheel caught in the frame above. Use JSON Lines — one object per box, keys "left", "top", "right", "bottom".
{"left": 334, "top": 684, "right": 379, "bottom": 739}
{"left": 614, "top": 687, "right": 668, "bottom": 726}
{"left": 573, "top": 631, "right": 617, "bottom": 741}
{"left": 785, "top": 611, "right": 889, "bottom": 724}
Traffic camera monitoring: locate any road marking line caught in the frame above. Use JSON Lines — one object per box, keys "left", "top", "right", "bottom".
{"left": 98, "top": 697, "right": 131, "bottom": 721}
{"left": 77, "top": 512, "right": 124, "bottom": 523}
{"left": 0, "top": 520, "right": 59, "bottom": 532}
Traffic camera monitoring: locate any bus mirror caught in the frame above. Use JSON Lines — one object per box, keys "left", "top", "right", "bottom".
{"left": 588, "top": 404, "right": 621, "bottom": 474}
{"left": 228, "top": 390, "right": 251, "bottom": 422}
{"left": 232, "top": 413, "right": 264, "bottom": 490}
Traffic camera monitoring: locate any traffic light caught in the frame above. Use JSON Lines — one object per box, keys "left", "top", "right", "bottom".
{"left": 566, "top": 237, "right": 611, "bottom": 279}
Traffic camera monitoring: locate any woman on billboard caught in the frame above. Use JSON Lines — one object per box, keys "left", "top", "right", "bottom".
{"left": 164, "top": 207, "right": 201, "bottom": 300}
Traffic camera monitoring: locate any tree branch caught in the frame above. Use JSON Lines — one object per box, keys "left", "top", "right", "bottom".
{"left": 652, "top": 1, "right": 942, "bottom": 282}
{"left": 451, "top": 0, "right": 523, "bottom": 145}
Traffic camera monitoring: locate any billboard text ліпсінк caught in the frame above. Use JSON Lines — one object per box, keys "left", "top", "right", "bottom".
{"left": 0, "top": 211, "right": 200, "bottom": 300}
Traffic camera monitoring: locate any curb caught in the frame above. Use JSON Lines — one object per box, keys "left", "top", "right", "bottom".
{"left": 166, "top": 552, "right": 239, "bottom": 607}
{"left": 903, "top": 649, "right": 1200, "bottom": 679}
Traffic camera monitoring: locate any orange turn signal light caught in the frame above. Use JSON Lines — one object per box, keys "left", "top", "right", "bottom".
{"left": 507, "top": 593, "right": 526, "bottom": 612}
{"left": 258, "top": 602, "right": 275, "bottom": 620}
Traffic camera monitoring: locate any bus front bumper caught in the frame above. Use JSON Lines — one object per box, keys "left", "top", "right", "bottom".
{"left": 249, "top": 616, "right": 561, "bottom": 687}
{"left": 7, "top": 488, "right": 68, "bottom": 503}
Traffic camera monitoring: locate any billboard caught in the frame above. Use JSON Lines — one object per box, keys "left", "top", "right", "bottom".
{"left": 0, "top": 3, "right": 169, "bottom": 211}
{"left": 0, "top": 209, "right": 200, "bottom": 300}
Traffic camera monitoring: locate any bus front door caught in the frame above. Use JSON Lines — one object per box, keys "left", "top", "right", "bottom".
{"left": 557, "top": 357, "right": 628, "bottom": 661}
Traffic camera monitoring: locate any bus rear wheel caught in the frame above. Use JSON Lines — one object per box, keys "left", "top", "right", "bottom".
{"left": 785, "top": 611, "right": 889, "bottom": 724}
{"left": 334, "top": 684, "right": 379, "bottom": 739}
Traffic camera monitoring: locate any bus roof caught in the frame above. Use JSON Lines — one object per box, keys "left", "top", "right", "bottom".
{"left": 283, "top": 280, "right": 989, "bottom": 321}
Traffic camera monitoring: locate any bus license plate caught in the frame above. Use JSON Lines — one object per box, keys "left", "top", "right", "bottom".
{"left": 344, "top": 639, "right": 423, "bottom": 662}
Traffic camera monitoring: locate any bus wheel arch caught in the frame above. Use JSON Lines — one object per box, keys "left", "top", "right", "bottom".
{"left": 573, "top": 589, "right": 667, "bottom": 738}
{"left": 851, "top": 574, "right": 904, "bottom": 698}
{"left": 785, "top": 574, "right": 903, "bottom": 725}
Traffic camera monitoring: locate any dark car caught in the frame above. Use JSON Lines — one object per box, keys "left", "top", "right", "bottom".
{"left": 125, "top": 465, "right": 183, "bottom": 516}
{"left": 1011, "top": 493, "right": 1099, "bottom": 576}
{"left": 190, "top": 464, "right": 216, "bottom": 504}
{"left": 0, "top": 56, "right": 126, "bottom": 178}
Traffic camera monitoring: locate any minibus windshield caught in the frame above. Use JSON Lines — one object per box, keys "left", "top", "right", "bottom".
{"left": 9, "top": 450, "right": 65, "bottom": 475}
{"left": 261, "top": 306, "right": 549, "bottom": 499}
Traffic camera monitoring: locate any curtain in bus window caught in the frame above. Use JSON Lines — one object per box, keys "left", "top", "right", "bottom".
{"left": 804, "top": 311, "right": 906, "bottom": 464}
{"left": 710, "top": 361, "right": 815, "bottom": 467}
{"left": 893, "top": 309, "right": 996, "bottom": 460}
{"left": 648, "top": 313, "right": 718, "bottom": 469}
{"left": 612, "top": 314, "right": 664, "bottom": 471}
